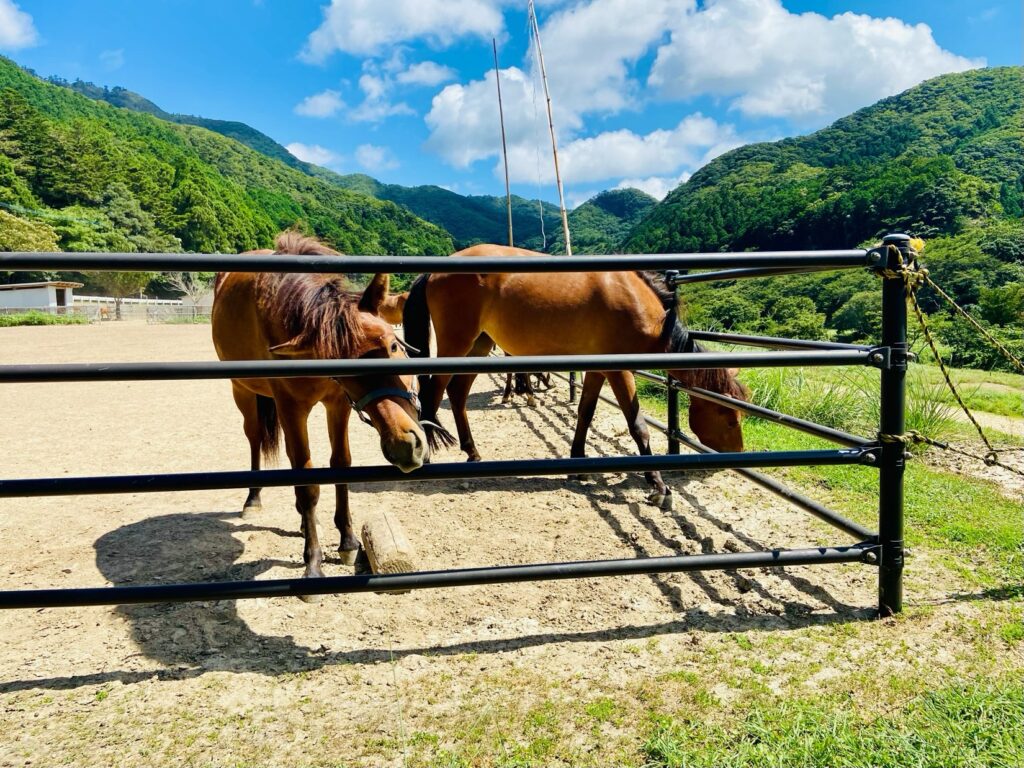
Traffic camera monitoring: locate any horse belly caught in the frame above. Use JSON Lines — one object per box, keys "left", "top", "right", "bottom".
{"left": 482, "top": 273, "right": 651, "bottom": 356}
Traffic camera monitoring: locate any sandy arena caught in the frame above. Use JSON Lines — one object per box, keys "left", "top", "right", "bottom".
{"left": 1, "top": 322, "right": 942, "bottom": 765}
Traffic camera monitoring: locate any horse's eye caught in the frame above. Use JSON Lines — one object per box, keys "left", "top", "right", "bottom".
{"left": 390, "top": 342, "right": 399, "bottom": 353}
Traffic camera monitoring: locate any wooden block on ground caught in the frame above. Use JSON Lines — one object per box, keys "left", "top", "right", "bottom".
{"left": 361, "top": 511, "right": 417, "bottom": 594}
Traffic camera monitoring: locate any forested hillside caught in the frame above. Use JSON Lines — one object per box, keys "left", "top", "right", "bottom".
{"left": 624, "top": 67, "right": 1023, "bottom": 370}
{"left": 552, "top": 188, "right": 656, "bottom": 254}
{"left": 0, "top": 56, "right": 453, "bottom": 268}
{"left": 326, "top": 173, "right": 563, "bottom": 251}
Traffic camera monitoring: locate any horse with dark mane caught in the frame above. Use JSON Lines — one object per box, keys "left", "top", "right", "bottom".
{"left": 212, "top": 233, "right": 430, "bottom": 585}
{"left": 402, "top": 244, "right": 749, "bottom": 508}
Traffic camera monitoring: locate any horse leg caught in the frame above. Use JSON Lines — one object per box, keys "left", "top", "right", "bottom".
{"left": 606, "top": 371, "right": 673, "bottom": 509}
{"left": 569, "top": 372, "right": 606, "bottom": 481}
{"left": 232, "top": 383, "right": 264, "bottom": 516}
{"left": 447, "top": 373, "right": 482, "bottom": 461}
{"left": 446, "top": 334, "right": 493, "bottom": 461}
{"left": 276, "top": 395, "right": 324, "bottom": 588}
{"left": 325, "top": 398, "right": 360, "bottom": 565}
{"left": 502, "top": 373, "right": 514, "bottom": 404}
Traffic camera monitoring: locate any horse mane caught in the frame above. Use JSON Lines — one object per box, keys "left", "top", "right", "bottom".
{"left": 266, "top": 233, "right": 364, "bottom": 359}
{"left": 643, "top": 270, "right": 749, "bottom": 401}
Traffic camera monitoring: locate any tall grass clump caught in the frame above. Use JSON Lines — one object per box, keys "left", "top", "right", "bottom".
{"left": 738, "top": 366, "right": 958, "bottom": 446}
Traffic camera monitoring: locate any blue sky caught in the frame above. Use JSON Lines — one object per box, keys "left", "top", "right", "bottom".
{"left": 1, "top": 0, "right": 1020, "bottom": 208}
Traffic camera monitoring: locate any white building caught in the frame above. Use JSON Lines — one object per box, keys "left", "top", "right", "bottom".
{"left": 0, "top": 281, "right": 83, "bottom": 312}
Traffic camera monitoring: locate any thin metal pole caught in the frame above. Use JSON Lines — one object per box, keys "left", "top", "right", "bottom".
{"left": 687, "top": 330, "right": 871, "bottom": 352}
{"left": 0, "top": 448, "right": 876, "bottom": 499}
{"left": 668, "top": 264, "right": 840, "bottom": 285}
{"left": 528, "top": 0, "right": 572, "bottom": 256}
{"left": 0, "top": 251, "right": 872, "bottom": 274}
{"left": 667, "top": 385, "right": 681, "bottom": 454}
{"left": 569, "top": 370, "right": 577, "bottom": 403}
{"left": 0, "top": 349, "right": 875, "bottom": 384}
{"left": 493, "top": 38, "right": 514, "bottom": 247}
{"left": 877, "top": 234, "right": 910, "bottom": 616}
{"left": 0, "top": 545, "right": 875, "bottom": 610}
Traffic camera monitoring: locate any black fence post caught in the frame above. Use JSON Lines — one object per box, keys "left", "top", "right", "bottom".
{"left": 569, "top": 370, "right": 577, "bottom": 403}
{"left": 667, "top": 384, "right": 681, "bottom": 454}
{"left": 877, "top": 233, "right": 911, "bottom": 616}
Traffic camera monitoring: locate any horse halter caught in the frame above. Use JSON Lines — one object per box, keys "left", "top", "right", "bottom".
{"left": 341, "top": 338, "right": 425, "bottom": 427}
{"left": 346, "top": 384, "right": 421, "bottom": 426}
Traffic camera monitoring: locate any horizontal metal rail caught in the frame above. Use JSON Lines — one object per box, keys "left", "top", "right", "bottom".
{"left": 547, "top": 372, "right": 877, "bottom": 542}
{"left": 0, "top": 448, "right": 876, "bottom": 498}
{"left": 672, "top": 430, "right": 877, "bottom": 541}
{"left": 688, "top": 330, "right": 872, "bottom": 352}
{"left": 0, "top": 350, "right": 875, "bottom": 384}
{"left": 0, "top": 544, "right": 877, "bottom": 609}
{"left": 633, "top": 370, "right": 870, "bottom": 446}
{"left": 668, "top": 264, "right": 845, "bottom": 285}
{"left": 1, "top": 250, "right": 872, "bottom": 274}
{"left": 682, "top": 386, "right": 872, "bottom": 448}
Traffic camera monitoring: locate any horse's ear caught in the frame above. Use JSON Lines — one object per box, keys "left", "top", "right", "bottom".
{"left": 359, "top": 273, "right": 390, "bottom": 315}
{"left": 269, "top": 336, "right": 311, "bottom": 357}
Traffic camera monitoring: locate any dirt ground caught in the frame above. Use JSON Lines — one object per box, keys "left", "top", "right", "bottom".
{"left": 0, "top": 323, "right": 1013, "bottom": 766}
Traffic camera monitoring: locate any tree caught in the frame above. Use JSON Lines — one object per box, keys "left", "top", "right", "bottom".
{"left": 161, "top": 271, "right": 215, "bottom": 317}
{"left": 84, "top": 270, "right": 157, "bottom": 320}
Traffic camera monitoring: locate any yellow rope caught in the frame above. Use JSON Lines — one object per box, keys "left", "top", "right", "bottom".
{"left": 872, "top": 243, "right": 1024, "bottom": 477}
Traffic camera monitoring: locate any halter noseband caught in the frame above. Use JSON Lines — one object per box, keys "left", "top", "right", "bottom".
{"left": 345, "top": 384, "right": 421, "bottom": 425}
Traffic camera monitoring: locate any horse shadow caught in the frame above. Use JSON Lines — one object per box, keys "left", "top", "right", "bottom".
{"left": 93, "top": 511, "right": 312, "bottom": 672}
{"left": 415, "top": 377, "right": 865, "bottom": 618}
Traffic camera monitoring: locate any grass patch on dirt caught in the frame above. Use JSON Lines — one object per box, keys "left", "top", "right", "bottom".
{"left": 643, "top": 674, "right": 1024, "bottom": 768}
{"left": 0, "top": 310, "right": 90, "bottom": 327}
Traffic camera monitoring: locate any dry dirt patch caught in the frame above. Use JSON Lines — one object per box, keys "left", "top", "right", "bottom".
{"left": 0, "top": 322, "right": 1003, "bottom": 766}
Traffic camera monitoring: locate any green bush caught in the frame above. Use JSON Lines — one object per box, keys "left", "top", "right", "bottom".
{"left": 0, "top": 310, "right": 90, "bottom": 326}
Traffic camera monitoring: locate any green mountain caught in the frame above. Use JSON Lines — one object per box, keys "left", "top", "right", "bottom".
{"left": 624, "top": 67, "right": 1023, "bottom": 371}
{"left": 552, "top": 188, "right": 657, "bottom": 254}
{"left": 0, "top": 56, "right": 453, "bottom": 264}
{"left": 49, "top": 75, "right": 571, "bottom": 252}
{"left": 55, "top": 77, "right": 311, "bottom": 172}
{"left": 327, "top": 173, "right": 563, "bottom": 251}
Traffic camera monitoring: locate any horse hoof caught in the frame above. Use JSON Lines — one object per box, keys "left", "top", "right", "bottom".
{"left": 570, "top": 473, "right": 592, "bottom": 483}
{"left": 660, "top": 492, "right": 676, "bottom": 512}
{"left": 241, "top": 502, "right": 261, "bottom": 518}
{"left": 338, "top": 547, "right": 360, "bottom": 566}
{"left": 527, "top": 396, "right": 538, "bottom": 407}
{"left": 647, "top": 491, "right": 666, "bottom": 507}
{"left": 501, "top": 396, "right": 511, "bottom": 405}
{"left": 298, "top": 591, "right": 322, "bottom": 604}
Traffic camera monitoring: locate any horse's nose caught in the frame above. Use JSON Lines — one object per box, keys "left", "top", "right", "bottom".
{"left": 383, "top": 425, "right": 427, "bottom": 473}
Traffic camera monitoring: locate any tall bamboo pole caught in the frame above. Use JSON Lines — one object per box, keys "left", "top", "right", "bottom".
{"left": 528, "top": 0, "right": 572, "bottom": 255}
{"left": 493, "top": 38, "right": 514, "bottom": 247}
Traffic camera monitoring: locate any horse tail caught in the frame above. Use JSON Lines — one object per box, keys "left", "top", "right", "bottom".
{"left": 256, "top": 394, "right": 281, "bottom": 461}
{"left": 403, "top": 274, "right": 432, "bottom": 360}
{"left": 401, "top": 274, "right": 457, "bottom": 452}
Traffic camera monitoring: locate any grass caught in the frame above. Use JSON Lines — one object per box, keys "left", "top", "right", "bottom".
{"left": 642, "top": 676, "right": 1024, "bottom": 768}
{"left": 0, "top": 310, "right": 90, "bottom": 327}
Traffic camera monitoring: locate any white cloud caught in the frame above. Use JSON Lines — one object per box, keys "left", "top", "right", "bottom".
{"left": 350, "top": 73, "right": 415, "bottom": 122}
{"left": 301, "top": 0, "right": 506, "bottom": 61}
{"left": 527, "top": 0, "right": 682, "bottom": 124}
{"left": 99, "top": 49, "right": 124, "bottom": 71}
{"left": 506, "top": 114, "right": 740, "bottom": 185}
{"left": 0, "top": 0, "right": 37, "bottom": 49}
{"left": 356, "top": 144, "right": 399, "bottom": 172}
{"left": 286, "top": 142, "right": 342, "bottom": 167}
{"left": 294, "top": 89, "right": 345, "bottom": 118}
{"left": 616, "top": 172, "right": 690, "bottom": 201}
{"left": 396, "top": 61, "right": 458, "bottom": 87}
{"left": 649, "top": 0, "right": 982, "bottom": 121}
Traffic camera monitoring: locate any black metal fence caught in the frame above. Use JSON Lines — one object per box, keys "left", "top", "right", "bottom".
{"left": 0, "top": 235, "right": 914, "bottom": 616}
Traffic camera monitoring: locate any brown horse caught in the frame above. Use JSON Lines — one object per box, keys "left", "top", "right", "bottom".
{"left": 402, "top": 244, "right": 748, "bottom": 507}
{"left": 212, "top": 233, "right": 429, "bottom": 583}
